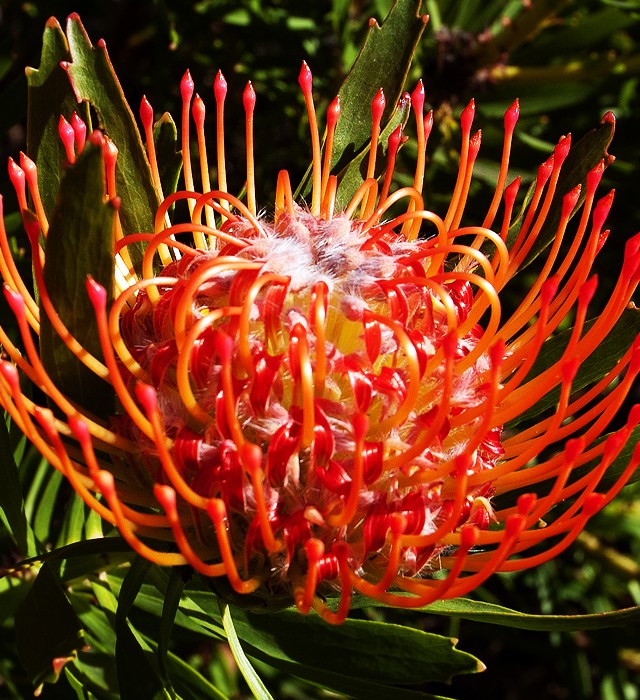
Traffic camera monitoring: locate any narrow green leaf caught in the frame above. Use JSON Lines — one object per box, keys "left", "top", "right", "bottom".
{"left": 0, "top": 416, "right": 37, "bottom": 557}
{"left": 143, "top": 634, "right": 231, "bottom": 700}
{"left": 33, "top": 468, "right": 63, "bottom": 545}
{"left": 25, "top": 17, "right": 91, "bottom": 219}
{"left": 159, "top": 567, "right": 186, "bottom": 697}
{"left": 335, "top": 94, "right": 412, "bottom": 210}
{"left": 343, "top": 594, "right": 640, "bottom": 632}
{"left": 332, "top": 0, "right": 426, "bottom": 173}
{"left": 40, "top": 138, "right": 115, "bottom": 419}
{"left": 298, "top": 0, "right": 426, "bottom": 202}
{"left": 153, "top": 113, "right": 183, "bottom": 203}
{"left": 515, "top": 116, "right": 615, "bottom": 269}
{"left": 63, "top": 14, "right": 159, "bottom": 265}
{"left": 65, "top": 667, "right": 99, "bottom": 700}
{"left": 507, "top": 307, "right": 640, "bottom": 428}
{"left": 15, "top": 562, "right": 86, "bottom": 689}
{"left": 115, "top": 557, "right": 169, "bottom": 700}
{"left": 220, "top": 603, "right": 275, "bottom": 700}
{"left": 422, "top": 598, "right": 640, "bottom": 632}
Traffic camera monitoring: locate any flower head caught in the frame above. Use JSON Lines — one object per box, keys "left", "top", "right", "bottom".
{"left": 2, "top": 31, "right": 640, "bottom": 624}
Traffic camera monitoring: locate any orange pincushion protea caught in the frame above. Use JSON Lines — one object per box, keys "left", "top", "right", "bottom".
{"left": 1, "top": 54, "right": 640, "bottom": 625}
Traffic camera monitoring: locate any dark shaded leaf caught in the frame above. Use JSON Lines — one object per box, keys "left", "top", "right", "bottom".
{"left": 15, "top": 562, "right": 85, "bottom": 689}
{"left": 115, "top": 556, "right": 168, "bottom": 700}
{"left": 0, "top": 416, "right": 37, "bottom": 557}
{"left": 40, "top": 138, "right": 115, "bottom": 419}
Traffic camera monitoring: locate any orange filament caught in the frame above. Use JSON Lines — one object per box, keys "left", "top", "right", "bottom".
{"left": 299, "top": 62, "right": 322, "bottom": 216}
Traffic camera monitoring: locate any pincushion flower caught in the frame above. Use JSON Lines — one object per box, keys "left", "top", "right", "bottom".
{"left": 1, "top": 22, "right": 640, "bottom": 626}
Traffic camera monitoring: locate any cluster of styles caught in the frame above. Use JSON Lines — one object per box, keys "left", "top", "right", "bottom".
{"left": 1, "top": 18, "right": 639, "bottom": 623}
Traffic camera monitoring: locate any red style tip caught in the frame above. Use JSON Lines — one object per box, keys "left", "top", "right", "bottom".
{"left": 460, "top": 99, "right": 475, "bottom": 133}
{"left": 561, "top": 184, "right": 581, "bottom": 218}
{"left": 554, "top": 134, "right": 571, "bottom": 167}
{"left": 505, "top": 99, "right": 519, "bottom": 132}
{"left": 88, "top": 130, "right": 103, "bottom": 147}
{"left": 243, "top": 81, "right": 256, "bottom": 113}
{"left": 540, "top": 276, "right": 559, "bottom": 305}
{"left": 68, "top": 415, "right": 91, "bottom": 443}
{"left": 94, "top": 470, "right": 116, "bottom": 498}
{"left": 86, "top": 276, "right": 107, "bottom": 308}
{"left": 0, "top": 359, "right": 20, "bottom": 387}
{"left": 181, "top": 70, "right": 194, "bottom": 102}
{"left": 586, "top": 160, "right": 605, "bottom": 195}
{"left": 214, "top": 70, "right": 227, "bottom": 101}
{"left": 592, "top": 190, "right": 615, "bottom": 232}
{"left": 505, "top": 177, "right": 521, "bottom": 209}
{"left": 372, "top": 88, "right": 385, "bottom": 121}
{"left": 411, "top": 80, "right": 425, "bottom": 114}
{"left": 388, "top": 124, "right": 403, "bottom": 157}
{"left": 579, "top": 275, "right": 598, "bottom": 307}
{"left": 3, "top": 284, "right": 24, "bottom": 315}
{"left": 327, "top": 95, "right": 341, "bottom": 128}
{"left": 564, "top": 437, "right": 585, "bottom": 463}
{"left": 135, "top": 382, "right": 158, "bottom": 414}
{"left": 460, "top": 523, "right": 479, "bottom": 549}
{"left": 516, "top": 493, "right": 537, "bottom": 517}
{"left": 71, "top": 113, "right": 86, "bottom": 152}
{"left": 8, "top": 158, "right": 25, "bottom": 191}
{"left": 140, "top": 96, "right": 154, "bottom": 130}
{"left": 102, "top": 137, "right": 118, "bottom": 167}
{"left": 58, "top": 115, "right": 75, "bottom": 161}
{"left": 19, "top": 152, "right": 36, "bottom": 176}
{"left": 154, "top": 483, "right": 177, "bottom": 514}
{"left": 193, "top": 94, "right": 206, "bottom": 128}
{"left": 424, "top": 111, "right": 434, "bottom": 141}
{"left": 469, "top": 130, "right": 482, "bottom": 156}
{"left": 583, "top": 493, "right": 605, "bottom": 517}
{"left": 299, "top": 61, "right": 313, "bottom": 94}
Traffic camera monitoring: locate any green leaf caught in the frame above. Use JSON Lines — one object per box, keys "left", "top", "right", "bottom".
{"left": 422, "top": 598, "right": 640, "bottom": 632}
{"left": 335, "top": 94, "right": 412, "bottom": 210}
{"left": 507, "top": 307, "right": 640, "bottom": 428}
{"left": 26, "top": 17, "right": 91, "bottom": 220}
{"left": 254, "top": 656, "right": 455, "bottom": 700}
{"left": 153, "top": 113, "right": 183, "bottom": 203}
{"left": 219, "top": 605, "right": 480, "bottom": 687}
{"left": 341, "top": 594, "right": 640, "bottom": 632}
{"left": 63, "top": 13, "right": 158, "bottom": 266}
{"left": 40, "top": 137, "right": 116, "bottom": 419}
{"left": 299, "top": 0, "right": 426, "bottom": 203}
{"left": 115, "top": 557, "right": 169, "bottom": 700}
{"left": 15, "top": 562, "right": 86, "bottom": 690}
{"left": 65, "top": 666, "right": 99, "bottom": 700}
{"left": 143, "top": 634, "right": 231, "bottom": 700}
{"left": 159, "top": 567, "right": 186, "bottom": 697}
{"left": 333, "top": 0, "right": 426, "bottom": 172}
{"left": 506, "top": 115, "right": 615, "bottom": 268}
{"left": 220, "top": 603, "right": 275, "bottom": 700}
{"left": 0, "top": 416, "right": 37, "bottom": 557}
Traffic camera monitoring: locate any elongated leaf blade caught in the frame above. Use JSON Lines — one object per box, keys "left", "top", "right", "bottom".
{"left": 40, "top": 138, "right": 115, "bottom": 418}
{"left": 26, "top": 17, "right": 91, "bottom": 219}
{"left": 63, "top": 14, "right": 158, "bottom": 266}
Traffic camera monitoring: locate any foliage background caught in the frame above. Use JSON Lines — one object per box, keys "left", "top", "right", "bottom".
{"left": 1, "top": 0, "right": 640, "bottom": 698}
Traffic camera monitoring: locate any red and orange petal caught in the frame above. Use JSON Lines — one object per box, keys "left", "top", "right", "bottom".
{"left": 0, "top": 55, "right": 639, "bottom": 624}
